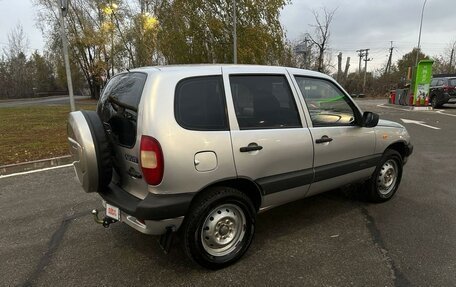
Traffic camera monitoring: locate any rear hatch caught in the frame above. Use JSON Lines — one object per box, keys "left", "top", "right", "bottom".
{"left": 97, "top": 72, "right": 149, "bottom": 199}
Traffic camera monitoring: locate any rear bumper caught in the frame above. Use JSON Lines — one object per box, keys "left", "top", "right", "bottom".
{"left": 99, "top": 183, "right": 195, "bottom": 221}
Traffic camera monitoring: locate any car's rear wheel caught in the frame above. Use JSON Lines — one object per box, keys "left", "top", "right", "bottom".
{"left": 367, "top": 149, "right": 403, "bottom": 202}
{"left": 182, "top": 186, "right": 255, "bottom": 269}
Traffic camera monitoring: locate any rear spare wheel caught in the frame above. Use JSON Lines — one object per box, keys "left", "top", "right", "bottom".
{"left": 67, "top": 110, "right": 112, "bottom": 193}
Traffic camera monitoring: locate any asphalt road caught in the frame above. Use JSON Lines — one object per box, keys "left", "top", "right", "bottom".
{"left": 1, "top": 99, "right": 455, "bottom": 286}
{"left": 0, "top": 96, "right": 91, "bottom": 108}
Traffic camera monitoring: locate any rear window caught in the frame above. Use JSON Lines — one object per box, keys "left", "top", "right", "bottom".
{"left": 175, "top": 76, "right": 228, "bottom": 131}
{"left": 97, "top": 72, "right": 147, "bottom": 148}
{"left": 100, "top": 72, "right": 147, "bottom": 111}
{"left": 449, "top": 78, "right": 456, "bottom": 87}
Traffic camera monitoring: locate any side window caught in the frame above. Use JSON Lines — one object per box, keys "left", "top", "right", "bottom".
{"left": 175, "top": 76, "right": 228, "bottom": 131}
{"left": 294, "top": 76, "right": 357, "bottom": 127}
{"left": 229, "top": 75, "right": 302, "bottom": 130}
{"left": 437, "top": 79, "right": 444, "bottom": 86}
{"left": 430, "top": 79, "right": 437, "bottom": 86}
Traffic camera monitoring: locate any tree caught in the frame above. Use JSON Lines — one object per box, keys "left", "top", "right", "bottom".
{"left": 1, "top": 24, "right": 33, "bottom": 99}
{"left": 35, "top": 0, "right": 117, "bottom": 99}
{"left": 432, "top": 40, "right": 456, "bottom": 74}
{"left": 307, "top": 7, "right": 336, "bottom": 72}
{"left": 156, "top": 0, "right": 290, "bottom": 65}
{"left": 395, "top": 48, "right": 429, "bottom": 81}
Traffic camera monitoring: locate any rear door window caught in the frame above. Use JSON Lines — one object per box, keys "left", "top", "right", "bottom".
{"left": 175, "top": 76, "right": 228, "bottom": 131}
{"left": 229, "top": 75, "right": 302, "bottom": 130}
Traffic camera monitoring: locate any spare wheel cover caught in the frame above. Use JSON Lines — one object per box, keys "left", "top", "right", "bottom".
{"left": 67, "top": 110, "right": 112, "bottom": 193}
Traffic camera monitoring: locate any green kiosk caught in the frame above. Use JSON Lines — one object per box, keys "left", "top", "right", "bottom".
{"left": 412, "top": 59, "right": 434, "bottom": 105}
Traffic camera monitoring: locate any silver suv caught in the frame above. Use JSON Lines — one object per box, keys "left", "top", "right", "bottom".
{"left": 67, "top": 65, "right": 413, "bottom": 269}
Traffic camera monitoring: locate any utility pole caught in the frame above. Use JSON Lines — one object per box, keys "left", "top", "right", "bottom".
{"left": 233, "top": 0, "right": 237, "bottom": 64}
{"left": 294, "top": 36, "right": 310, "bottom": 69}
{"left": 344, "top": 57, "right": 350, "bottom": 80}
{"left": 357, "top": 49, "right": 366, "bottom": 73}
{"left": 59, "top": 0, "right": 75, "bottom": 112}
{"left": 362, "top": 49, "right": 372, "bottom": 93}
{"left": 384, "top": 41, "right": 394, "bottom": 76}
{"left": 337, "top": 52, "right": 342, "bottom": 81}
{"left": 449, "top": 44, "right": 455, "bottom": 73}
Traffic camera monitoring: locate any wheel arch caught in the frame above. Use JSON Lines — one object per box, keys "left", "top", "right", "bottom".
{"left": 189, "top": 177, "right": 263, "bottom": 212}
{"left": 385, "top": 141, "right": 408, "bottom": 160}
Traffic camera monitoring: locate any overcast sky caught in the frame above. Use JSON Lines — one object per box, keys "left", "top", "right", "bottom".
{"left": 0, "top": 0, "right": 454, "bottom": 73}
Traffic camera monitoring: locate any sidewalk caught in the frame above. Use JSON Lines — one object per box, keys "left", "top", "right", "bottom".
{"left": 0, "top": 156, "right": 73, "bottom": 176}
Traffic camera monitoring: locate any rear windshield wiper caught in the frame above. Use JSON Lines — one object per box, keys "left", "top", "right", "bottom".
{"left": 107, "top": 95, "right": 138, "bottom": 112}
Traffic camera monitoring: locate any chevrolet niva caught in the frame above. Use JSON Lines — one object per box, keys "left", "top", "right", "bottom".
{"left": 67, "top": 65, "right": 413, "bottom": 269}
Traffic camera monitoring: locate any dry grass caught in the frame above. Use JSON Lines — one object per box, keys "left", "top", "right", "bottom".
{"left": 0, "top": 104, "right": 96, "bottom": 165}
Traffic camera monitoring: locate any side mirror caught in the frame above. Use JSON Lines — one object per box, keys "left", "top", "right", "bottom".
{"left": 362, "top": 111, "right": 379, "bottom": 127}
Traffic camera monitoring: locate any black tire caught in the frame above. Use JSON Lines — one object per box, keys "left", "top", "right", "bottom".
{"left": 81, "top": 110, "right": 113, "bottom": 192}
{"left": 367, "top": 149, "right": 403, "bottom": 203}
{"left": 182, "top": 186, "right": 256, "bottom": 269}
{"left": 431, "top": 95, "right": 440, "bottom": 108}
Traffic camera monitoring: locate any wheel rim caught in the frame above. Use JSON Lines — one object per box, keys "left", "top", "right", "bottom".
{"left": 377, "top": 159, "right": 398, "bottom": 195}
{"left": 201, "top": 203, "right": 246, "bottom": 257}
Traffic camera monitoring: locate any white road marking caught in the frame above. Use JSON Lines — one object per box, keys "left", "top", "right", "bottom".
{"left": 0, "top": 164, "right": 73, "bottom": 179}
{"left": 400, "top": 118, "right": 441, "bottom": 130}
{"left": 435, "top": 110, "right": 456, "bottom": 117}
{"left": 377, "top": 104, "right": 411, "bottom": 111}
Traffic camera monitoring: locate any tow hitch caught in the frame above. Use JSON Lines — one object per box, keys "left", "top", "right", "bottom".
{"left": 92, "top": 209, "right": 118, "bottom": 228}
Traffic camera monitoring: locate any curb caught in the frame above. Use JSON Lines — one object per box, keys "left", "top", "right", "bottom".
{"left": 382, "top": 104, "right": 433, "bottom": 111}
{"left": 0, "top": 155, "right": 73, "bottom": 176}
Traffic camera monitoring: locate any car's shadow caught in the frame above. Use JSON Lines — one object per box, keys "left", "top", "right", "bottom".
{"left": 441, "top": 103, "right": 456, "bottom": 109}
{"left": 108, "top": 187, "right": 369, "bottom": 273}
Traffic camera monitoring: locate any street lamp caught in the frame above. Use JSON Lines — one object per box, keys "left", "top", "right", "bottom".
{"left": 59, "top": 0, "right": 75, "bottom": 111}
{"left": 233, "top": 0, "right": 237, "bottom": 64}
{"left": 415, "top": 0, "right": 428, "bottom": 67}
{"left": 103, "top": 2, "right": 118, "bottom": 77}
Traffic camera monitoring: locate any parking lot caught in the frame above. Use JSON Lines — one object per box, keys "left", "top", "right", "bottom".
{"left": 1, "top": 99, "right": 456, "bottom": 286}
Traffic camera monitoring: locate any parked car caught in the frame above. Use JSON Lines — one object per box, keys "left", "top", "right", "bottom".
{"left": 67, "top": 65, "right": 413, "bottom": 269}
{"left": 429, "top": 75, "right": 456, "bottom": 108}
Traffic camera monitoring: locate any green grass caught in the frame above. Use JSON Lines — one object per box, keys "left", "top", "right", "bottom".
{"left": 0, "top": 103, "right": 96, "bottom": 165}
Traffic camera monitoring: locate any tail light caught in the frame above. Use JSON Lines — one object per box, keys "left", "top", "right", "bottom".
{"left": 140, "top": 135, "right": 164, "bottom": 185}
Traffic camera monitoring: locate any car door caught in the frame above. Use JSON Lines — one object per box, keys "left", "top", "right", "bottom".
{"left": 291, "top": 74, "right": 377, "bottom": 197}
{"left": 222, "top": 66, "right": 314, "bottom": 209}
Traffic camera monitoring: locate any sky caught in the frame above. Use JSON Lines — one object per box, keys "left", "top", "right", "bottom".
{"left": 0, "top": 0, "right": 454, "bottom": 73}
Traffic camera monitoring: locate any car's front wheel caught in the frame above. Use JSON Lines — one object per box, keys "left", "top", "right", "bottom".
{"left": 182, "top": 187, "right": 256, "bottom": 269}
{"left": 367, "top": 149, "right": 403, "bottom": 202}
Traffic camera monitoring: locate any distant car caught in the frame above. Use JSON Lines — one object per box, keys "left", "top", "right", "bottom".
{"left": 429, "top": 75, "right": 456, "bottom": 108}
{"left": 67, "top": 65, "right": 413, "bottom": 269}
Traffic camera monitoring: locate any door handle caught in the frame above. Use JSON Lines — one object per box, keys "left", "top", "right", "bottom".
{"left": 240, "top": 144, "right": 263, "bottom": 152}
{"left": 315, "top": 135, "right": 333, "bottom": 144}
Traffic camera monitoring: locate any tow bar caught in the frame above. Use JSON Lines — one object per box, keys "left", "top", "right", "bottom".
{"left": 91, "top": 209, "right": 118, "bottom": 228}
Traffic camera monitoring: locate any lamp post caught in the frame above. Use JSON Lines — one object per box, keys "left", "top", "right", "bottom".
{"left": 415, "top": 0, "right": 428, "bottom": 67}
{"left": 232, "top": 0, "right": 237, "bottom": 64}
{"left": 59, "top": 0, "right": 75, "bottom": 112}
